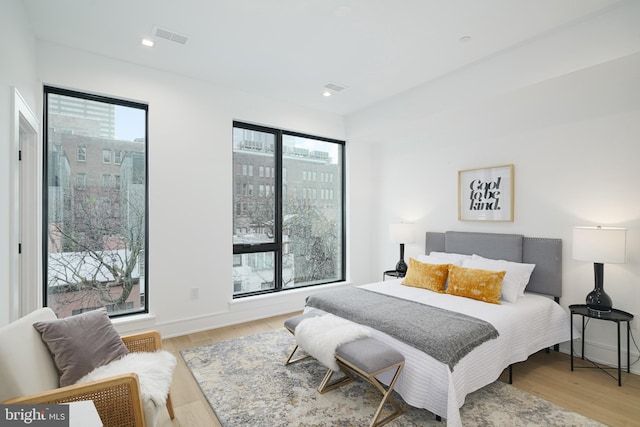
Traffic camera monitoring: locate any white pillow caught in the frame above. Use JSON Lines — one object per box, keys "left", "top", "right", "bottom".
{"left": 428, "top": 251, "right": 472, "bottom": 266}
{"left": 470, "top": 254, "right": 536, "bottom": 298}
{"left": 417, "top": 254, "right": 458, "bottom": 265}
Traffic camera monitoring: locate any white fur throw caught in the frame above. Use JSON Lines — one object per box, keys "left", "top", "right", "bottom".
{"left": 76, "top": 350, "right": 176, "bottom": 407}
{"left": 295, "top": 314, "right": 370, "bottom": 371}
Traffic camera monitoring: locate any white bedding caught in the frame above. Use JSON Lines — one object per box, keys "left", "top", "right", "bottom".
{"left": 306, "top": 279, "right": 575, "bottom": 427}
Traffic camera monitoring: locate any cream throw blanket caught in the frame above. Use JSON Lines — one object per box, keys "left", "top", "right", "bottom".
{"left": 295, "top": 313, "right": 370, "bottom": 371}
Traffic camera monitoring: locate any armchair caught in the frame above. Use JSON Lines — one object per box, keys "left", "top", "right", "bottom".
{"left": 0, "top": 308, "right": 175, "bottom": 427}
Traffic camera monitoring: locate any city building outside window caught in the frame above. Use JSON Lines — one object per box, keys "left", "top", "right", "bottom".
{"left": 76, "top": 173, "right": 86, "bottom": 187}
{"left": 44, "top": 86, "right": 148, "bottom": 318}
{"left": 232, "top": 121, "right": 345, "bottom": 297}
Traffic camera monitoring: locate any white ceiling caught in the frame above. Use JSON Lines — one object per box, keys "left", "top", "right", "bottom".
{"left": 22, "top": 0, "right": 623, "bottom": 116}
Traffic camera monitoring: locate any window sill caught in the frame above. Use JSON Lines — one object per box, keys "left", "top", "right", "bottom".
{"left": 111, "top": 312, "right": 157, "bottom": 334}
{"left": 229, "top": 281, "right": 352, "bottom": 306}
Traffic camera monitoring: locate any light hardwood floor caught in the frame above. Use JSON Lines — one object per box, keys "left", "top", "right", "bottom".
{"left": 157, "top": 312, "right": 640, "bottom": 427}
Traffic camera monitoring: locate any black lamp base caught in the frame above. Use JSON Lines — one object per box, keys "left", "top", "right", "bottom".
{"left": 586, "top": 288, "right": 612, "bottom": 314}
{"left": 586, "top": 262, "right": 612, "bottom": 314}
{"left": 395, "top": 243, "right": 407, "bottom": 274}
{"left": 395, "top": 259, "right": 407, "bottom": 274}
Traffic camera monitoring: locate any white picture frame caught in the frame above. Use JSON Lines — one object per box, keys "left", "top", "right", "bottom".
{"left": 458, "top": 164, "right": 514, "bottom": 222}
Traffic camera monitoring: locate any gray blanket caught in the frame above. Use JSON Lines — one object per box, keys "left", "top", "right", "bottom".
{"left": 306, "top": 287, "right": 499, "bottom": 371}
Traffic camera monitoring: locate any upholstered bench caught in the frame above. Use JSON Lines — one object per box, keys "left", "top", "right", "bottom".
{"left": 284, "top": 312, "right": 405, "bottom": 427}
{"left": 283, "top": 308, "right": 325, "bottom": 365}
{"left": 319, "top": 336, "right": 405, "bottom": 427}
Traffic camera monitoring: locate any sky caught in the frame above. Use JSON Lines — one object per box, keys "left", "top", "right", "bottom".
{"left": 115, "top": 105, "right": 145, "bottom": 141}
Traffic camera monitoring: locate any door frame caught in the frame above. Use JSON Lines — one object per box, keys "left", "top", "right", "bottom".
{"left": 11, "top": 87, "right": 41, "bottom": 320}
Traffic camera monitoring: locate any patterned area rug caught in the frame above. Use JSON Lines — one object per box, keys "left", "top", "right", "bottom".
{"left": 181, "top": 329, "right": 603, "bottom": 426}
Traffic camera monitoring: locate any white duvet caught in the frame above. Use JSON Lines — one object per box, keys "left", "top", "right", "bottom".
{"left": 306, "top": 279, "right": 576, "bottom": 427}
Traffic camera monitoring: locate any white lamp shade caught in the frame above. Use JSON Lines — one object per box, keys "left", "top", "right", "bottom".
{"left": 389, "top": 223, "right": 414, "bottom": 244}
{"left": 572, "top": 226, "right": 626, "bottom": 263}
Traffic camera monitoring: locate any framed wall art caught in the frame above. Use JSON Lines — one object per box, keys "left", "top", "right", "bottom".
{"left": 458, "top": 164, "right": 514, "bottom": 222}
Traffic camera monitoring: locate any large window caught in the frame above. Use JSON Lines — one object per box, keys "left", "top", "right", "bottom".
{"left": 233, "top": 122, "right": 345, "bottom": 297}
{"left": 44, "top": 86, "right": 148, "bottom": 318}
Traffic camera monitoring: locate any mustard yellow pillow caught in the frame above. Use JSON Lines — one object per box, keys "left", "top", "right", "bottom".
{"left": 401, "top": 258, "right": 450, "bottom": 292}
{"left": 445, "top": 265, "right": 506, "bottom": 304}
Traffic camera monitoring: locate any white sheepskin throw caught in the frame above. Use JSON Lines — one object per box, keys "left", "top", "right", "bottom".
{"left": 76, "top": 350, "right": 176, "bottom": 407}
{"left": 295, "top": 314, "right": 370, "bottom": 372}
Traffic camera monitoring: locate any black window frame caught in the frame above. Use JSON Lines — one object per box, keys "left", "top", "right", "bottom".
{"left": 232, "top": 121, "right": 346, "bottom": 298}
{"left": 43, "top": 85, "right": 150, "bottom": 319}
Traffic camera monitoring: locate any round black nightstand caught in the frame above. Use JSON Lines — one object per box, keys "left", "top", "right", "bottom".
{"left": 569, "top": 304, "right": 633, "bottom": 386}
{"left": 383, "top": 270, "right": 405, "bottom": 281}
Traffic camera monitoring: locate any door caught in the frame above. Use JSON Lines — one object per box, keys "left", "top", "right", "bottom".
{"left": 11, "top": 88, "right": 40, "bottom": 320}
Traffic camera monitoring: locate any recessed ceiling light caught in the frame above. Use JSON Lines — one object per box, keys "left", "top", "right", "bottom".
{"left": 141, "top": 38, "right": 155, "bottom": 47}
{"left": 322, "top": 82, "right": 346, "bottom": 97}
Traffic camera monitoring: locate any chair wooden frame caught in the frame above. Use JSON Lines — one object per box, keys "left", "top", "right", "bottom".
{"left": 3, "top": 330, "right": 174, "bottom": 427}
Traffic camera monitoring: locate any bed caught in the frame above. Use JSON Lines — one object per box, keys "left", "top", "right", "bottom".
{"left": 303, "top": 231, "right": 573, "bottom": 427}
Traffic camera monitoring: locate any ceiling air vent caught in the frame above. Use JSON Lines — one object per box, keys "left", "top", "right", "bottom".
{"left": 152, "top": 26, "right": 189, "bottom": 45}
{"left": 324, "top": 83, "right": 345, "bottom": 92}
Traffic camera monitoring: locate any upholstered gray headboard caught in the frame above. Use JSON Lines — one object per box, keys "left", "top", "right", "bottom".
{"left": 425, "top": 231, "right": 563, "bottom": 299}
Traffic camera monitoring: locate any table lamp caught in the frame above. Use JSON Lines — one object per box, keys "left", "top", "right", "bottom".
{"left": 572, "top": 226, "right": 626, "bottom": 314}
{"left": 389, "top": 223, "right": 414, "bottom": 274}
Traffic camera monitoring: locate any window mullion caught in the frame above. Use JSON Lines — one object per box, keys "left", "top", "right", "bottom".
{"left": 274, "top": 131, "right": 283, "bottom": 291}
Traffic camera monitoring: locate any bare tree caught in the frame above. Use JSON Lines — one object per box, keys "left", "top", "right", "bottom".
{"left": 284, "top": 203, "right": 339, "bottom": 283}
{"left": 47, "top": 181, "right": 145, "bottom": 315}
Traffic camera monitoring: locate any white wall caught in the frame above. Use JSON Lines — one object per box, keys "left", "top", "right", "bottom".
{"left": 346, "top": 2, "right": 640, "bottom": 373}
{"left": 0, "top": 0, "right": 39, "bottom": 325}
{"left": 33, "top": 40, "right": 360, "bottom": 336}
